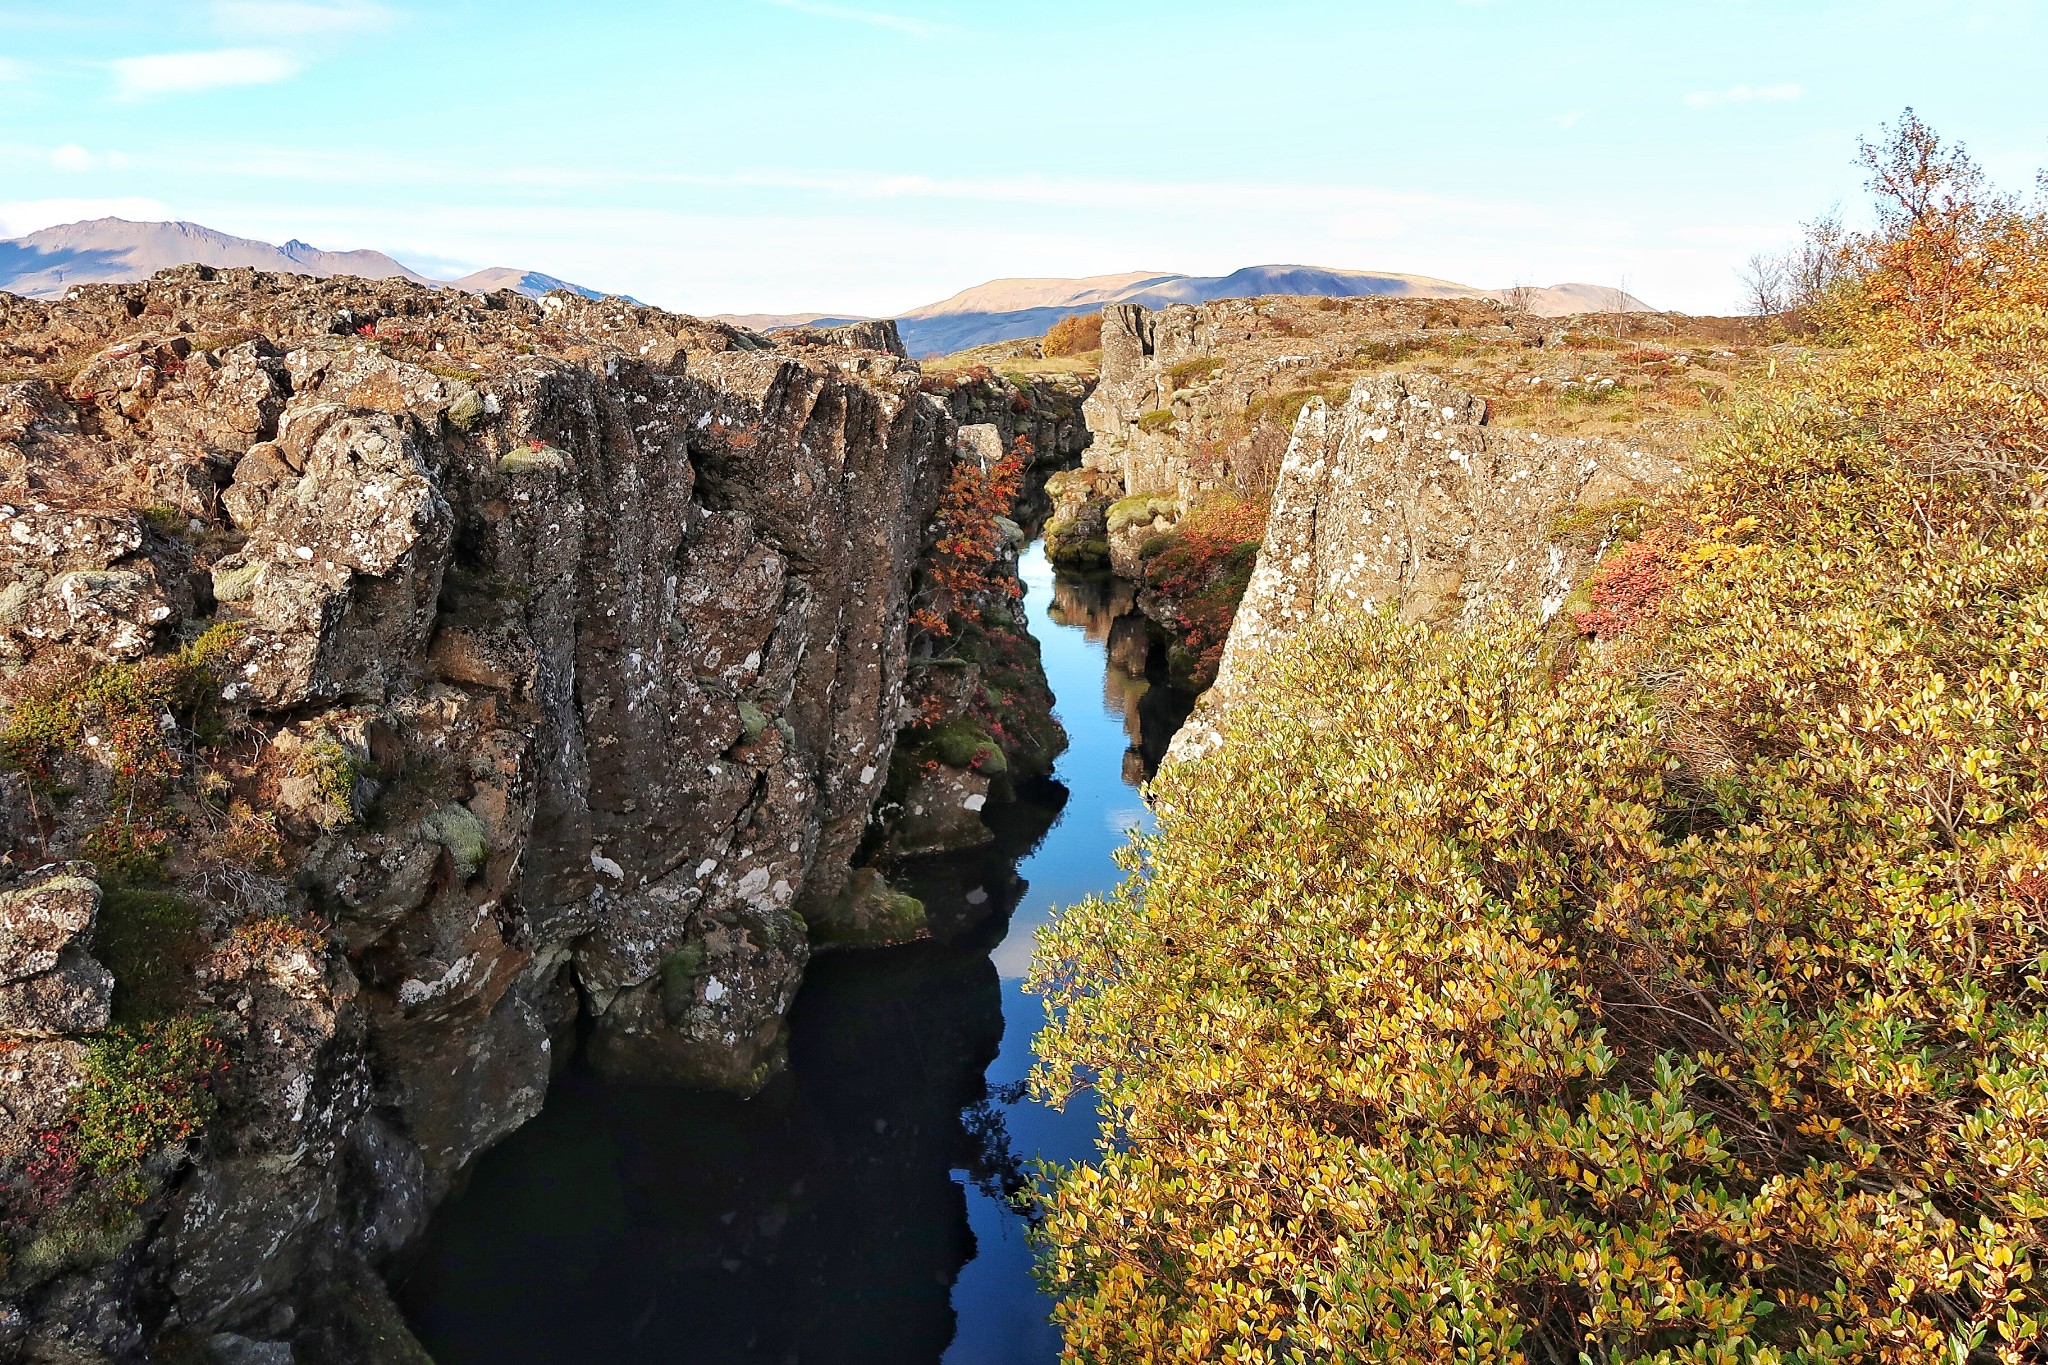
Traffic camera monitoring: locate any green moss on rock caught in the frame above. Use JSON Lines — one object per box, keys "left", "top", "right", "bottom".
{"left": 95, "top": 886, "right": 206, "bottom": 1023}
{"left": 426, "top": 803, "right": 489, "bottom": 881}
{"left": 1044, "top": 518, "right": 1110, "bottom": 570}
{"left": 811, "top": 868, "right": 929, "bottom": 950}
{"left": 1108, "top": 494, "right": 1181, "bottom": 534}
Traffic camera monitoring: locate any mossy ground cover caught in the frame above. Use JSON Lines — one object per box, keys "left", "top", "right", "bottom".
{"left": 0, "top": 621, "right": 288, "bottom": 1280}
{"left": 1031, "top": 119, "right": 2048, "bottom": 1361}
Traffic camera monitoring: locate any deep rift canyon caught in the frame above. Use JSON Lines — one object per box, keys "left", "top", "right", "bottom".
{"left": 0, "top": 267, "right": 1712, "bottom": 1363}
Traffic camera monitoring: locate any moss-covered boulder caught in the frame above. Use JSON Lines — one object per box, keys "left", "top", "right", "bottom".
{"left": 809, "top": 868, "right": 928, "bottom": 950}
{"left": 1044, "top": 516, "right": 1110, "bottom": 571}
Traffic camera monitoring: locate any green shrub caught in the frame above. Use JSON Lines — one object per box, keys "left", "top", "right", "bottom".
{"left": 0, "top": 621, "right": 241, "bottom": 806}
{"left": 72, "top": 1017, "right": 227, "bottom": 1172}
{"left": 1556, "top": 378, "right": 1628, "bottom": 407}
{"left": 1354, "top": 337, "right": 1430, "bottom": 366}
{"left": 1137, "top": 496, "right": 1268, "bottom": 690}
{"left": 1135, "top": 409, "right": 1177, "bottom": 434}
{"left": 296, "top": 732, "right": 364, "bottom": 822}
{"left": 1547, "top": 495, "right": 1647, "bottom": 545}
{"left": 1243, "top": 383, "right": 1352, "bottom": 434}
{"left": 140, "top": 505, "right": 185, "bottom": 536}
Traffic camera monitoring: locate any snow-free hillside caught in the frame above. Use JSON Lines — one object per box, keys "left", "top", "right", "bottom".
{"left": 0, "top": 218, "right": 617, "bottom": 303}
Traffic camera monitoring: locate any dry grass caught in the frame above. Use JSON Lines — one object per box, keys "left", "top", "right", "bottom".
{"left": 920, "top": 336, "right": 1101, "bottom": 380}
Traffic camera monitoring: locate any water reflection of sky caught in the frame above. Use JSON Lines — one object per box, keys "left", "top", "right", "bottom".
{"left": 987, "top": 546, "right": 1159, "bottom": 983}
{"left": 946, "top": 544, "right": 1161, "bottom": 1364}
{"left": 400, "top": 543, "right": 1178, "bottom": 1365}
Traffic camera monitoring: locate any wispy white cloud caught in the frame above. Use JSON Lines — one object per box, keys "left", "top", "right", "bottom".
{"left": 209, "top": 0, "right": 398, "bottom": 40}
{"left": 1684, "top": 83, "right": 1803, "bottom": 109}
{"left": 109, "top": 48, "right": 303, "bottom": 99}
{"left": 0, "top": 197, "right": 171, "bottom": 237}
{"left": 758, "top": 0, "right": 942, "bottom": 38}
{"left": 0, "top": 56, "right": 29, "bottom": 81}
{"left": 91, "top": 143, "right": 1603, "bottom": 244}
{"left": 46, "top": 143, "right": 130, "bottom": 172}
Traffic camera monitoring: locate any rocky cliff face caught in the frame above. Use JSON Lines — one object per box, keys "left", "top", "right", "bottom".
{"left": 1169, "top": 371, "right": 1682, "bottom": 762}
{"left": 916, "top": 366, "right": 1092, "bottom": 529}
{"left": 1063, "top": 296, "right": 1755, "bottom": 710}
{"left": 0, "top": 267, "right": 958, "bottom": 1360}
{"left": 1069, "top": 295, "right": 1517, "bottom": 574}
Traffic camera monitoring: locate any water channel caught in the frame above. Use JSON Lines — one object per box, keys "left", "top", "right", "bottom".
{"left": 398, "top": 544, "right": 1194, "bottom": 1363}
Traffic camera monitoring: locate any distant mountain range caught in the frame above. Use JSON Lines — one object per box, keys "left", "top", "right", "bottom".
{"left": 0, "top": 219, "right": 629, "bottom": 304}
{"left": 0, "top": 219, "right": 1653, "bottom": 358}
{"left": 727, "top": 267, "right": 1655, "bottom": 357}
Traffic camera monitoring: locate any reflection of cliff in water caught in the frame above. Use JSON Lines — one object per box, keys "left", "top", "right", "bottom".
{"left": 1047, "top": 572, "right": 1199, "bottom": 784}
{"left": 399, "top": 794, "right": 1062, "bottom": 1365}
{"left": 397, "top": 549, "right": 1193, "bottom": 1365}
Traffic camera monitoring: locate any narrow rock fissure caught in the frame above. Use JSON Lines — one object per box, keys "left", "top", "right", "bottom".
{"left": 394, "top": 541, "right": 1196, "bottom": 1364}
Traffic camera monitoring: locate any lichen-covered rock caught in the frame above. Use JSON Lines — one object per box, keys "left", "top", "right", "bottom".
{"left": 0, "top": 497, "right": 181, "bottom": 668}
{"left": 0, "top": 266, "right": 962, "bottom": 1356}
{"left": 204, "top": 1333, "right": 296, "bottom": 1365}
{"left": 0, "top": 1038, "right": 86, "bottom": 1167}
{"left": 0, "top": 865, "right": 110, "bottom": 1050}
{"left": 0, "top": 868, "right": 99, "bottom": 983}
{"left": 1042, "top": 467, "right": 1117, "bottom": 570}
{"left": 162, "top": 1158, "right": 335, "bottom": 1331}
{"left": 0, "top": 956, "right": 112, "bottom": 1039}
{"left": 889, "top": 762, "right": 994, "bottom": 856}
{"left": 1083, "top": 295, "right": 1520, "bottom": 508}
{"left": 1170, "top": 372, "right": 1681, "bottom": 762}
{"left": 18, "top": 1269, "right": 143, "bottom": 1365}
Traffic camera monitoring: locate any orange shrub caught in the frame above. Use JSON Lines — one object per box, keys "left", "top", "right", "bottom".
{"left": 1042, "top": 313, "right": 1102, "bottom": 357}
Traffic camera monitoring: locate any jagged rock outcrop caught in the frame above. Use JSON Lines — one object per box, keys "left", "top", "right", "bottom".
{"left": 0, "top": 867, "right": 110, "bottom": 1163}
{"left": 1068, "top": 295, "right": 1520, "bottom": 573}
{"left": 1169, "top": 372, "right": 1682, "bottom": 762}
{"left": 0, "top": 265, "right": 958, "bottom": 1359}
{"left": 871, "top": 423, "right": 1067, "bottom": 865}
{"left": 916, "top": 364, "right": 1093, "bottom": 527}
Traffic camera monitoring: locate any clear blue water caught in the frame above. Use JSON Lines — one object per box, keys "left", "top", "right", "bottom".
{"left": 398, "top": 545, "right": 1191, "bottom": 1364}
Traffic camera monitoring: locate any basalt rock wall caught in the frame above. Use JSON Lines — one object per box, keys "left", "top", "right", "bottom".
{"left": 1169, "top": 371, "right": 1681, "bottom": 762}
{"left": 0, "top": 268, "right": 953, "bottom": 1360}
{"left": 918, "top": 369, "right": 1093, "bottom": 530}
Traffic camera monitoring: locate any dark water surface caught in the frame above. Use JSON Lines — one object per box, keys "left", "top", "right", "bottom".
{"left": 398, "top": 545, "right": 1192, "bottom": 1364}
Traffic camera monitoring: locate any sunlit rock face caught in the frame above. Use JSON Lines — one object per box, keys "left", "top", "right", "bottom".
{"left": 1170, "top": 371, "right": 1681, "bottom": 763}
{"left": 0, "top": 266, "right": 954, "bottom": 1357}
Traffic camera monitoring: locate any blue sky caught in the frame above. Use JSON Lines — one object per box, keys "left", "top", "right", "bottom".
{"left": 0, "top": 0, "right": 2042, "bottom": 315}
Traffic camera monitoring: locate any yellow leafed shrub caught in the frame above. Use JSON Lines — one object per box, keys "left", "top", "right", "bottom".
{"left": 1031, "top": 116, "right": 2048, "bottom": 1363}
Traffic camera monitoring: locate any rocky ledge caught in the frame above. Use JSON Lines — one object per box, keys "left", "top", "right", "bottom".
{"left": 1169, "top": 370, "right": 1682, "bottom": 762}
{"left": 0, "top": 266, "right": 978, "bottom": 1361}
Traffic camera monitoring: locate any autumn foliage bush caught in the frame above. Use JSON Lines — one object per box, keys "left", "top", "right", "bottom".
{"left": 70, "top": 1017, "right": 228, "bottom": 1173}
{"left": 911, "top": 437, "right": 1028, "bottom": 640}
{"left": 1139, "top": 496, "right": 1270, "bottom": 690}
{"left": 1031, "top": 116, "right": 2048, "bottom": 1361}
{"left": 1043, "top": 313, "right": 1104, "bottom": 358}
